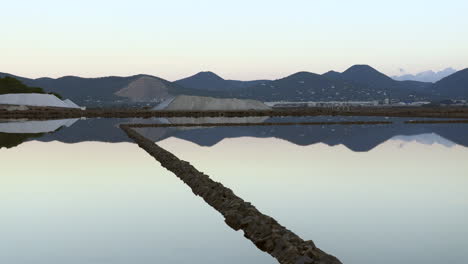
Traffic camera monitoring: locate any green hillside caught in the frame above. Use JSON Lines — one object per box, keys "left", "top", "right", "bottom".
{"left": 0, "top": 76, "right": 61, "bottom": 98}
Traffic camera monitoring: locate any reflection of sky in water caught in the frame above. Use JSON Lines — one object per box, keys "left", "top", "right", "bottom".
{"left": 158, "top": 135, "right": 468, "bottom": 264}
{"left": 1, "top": 129, "right": 467, "bottom": 264}
{"left": 0, "top": 142, "right": 273, "bottom": 264}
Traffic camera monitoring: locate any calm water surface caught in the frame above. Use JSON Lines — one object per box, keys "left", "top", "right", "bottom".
{"left": 0, "top": 117, "right": 467, "bottom": 264}
{"left": 160, "top": 135, "right": 468, "bottom": 264}
{"left": 0, "top": 141, "right": 273, "bottom": 264}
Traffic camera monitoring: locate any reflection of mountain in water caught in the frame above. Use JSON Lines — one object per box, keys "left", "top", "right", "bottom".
{"left": 1, "top": 117, "right": 467, "bottom": 152}
{"left": 390, "top": 133, "right": 456, "bottom": 148}
{"left": 0, "top": 132, "right": 45, "bottom": 149}
{"left": 145, "top": 121, "right": 467, "bottom": 152}
{"left": 0, "top": 119, "right": 78, "bottom": 149}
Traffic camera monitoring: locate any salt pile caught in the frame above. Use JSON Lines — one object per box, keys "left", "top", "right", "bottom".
{"left": 154, "top": 95, "right": 271, "bottom": 111}
{"left": 63, "top": 99, "right": 82, "bottom": 109}
{"left": 0, "top": 94, "right": 81, "bottom": 109}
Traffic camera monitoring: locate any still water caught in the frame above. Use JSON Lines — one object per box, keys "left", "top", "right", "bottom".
{"left": 1, "top": 117, "right": 467, "bottom": 264}
{"left": 0, "top": 141, "right": 273, "bottom": 264}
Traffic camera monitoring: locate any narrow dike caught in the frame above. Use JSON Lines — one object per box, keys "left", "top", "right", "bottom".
{"left": 126, "top": 120, "right": 392, "bottom": 128}
{"left": 120, "top": 124, "right": 342, "bottom": 264}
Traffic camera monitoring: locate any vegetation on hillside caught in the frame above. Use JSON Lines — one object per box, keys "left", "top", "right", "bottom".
{"left": 0, "top": 76, "right": 62, "bottom": 99}
{"left": 0, "top": 132, "right": 45, "bottom": 149}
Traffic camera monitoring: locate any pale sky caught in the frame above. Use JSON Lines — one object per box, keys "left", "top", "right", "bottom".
{"left": 1, "top": 0, "right": 467, "bottom": 81}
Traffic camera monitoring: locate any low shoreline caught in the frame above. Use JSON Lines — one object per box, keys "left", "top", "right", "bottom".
{"left": 1, "top": 106, "right": 468, "bottom": 120}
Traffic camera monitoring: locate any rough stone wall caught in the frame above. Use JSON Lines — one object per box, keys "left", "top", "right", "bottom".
{"left": 121, "top": 124, "right": 342, "bottom": 264}
{"left": 163, "top": 95, "right": 271, "bottom": 111}
{"left": 2, "top": 106, "right": 468, "bottom": 120}
{"left": 126, "top": 120, "right": 392, "bottom": 128}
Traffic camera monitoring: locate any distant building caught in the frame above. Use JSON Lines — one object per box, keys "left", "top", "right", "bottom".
{"left": 408, "top": 101, "right": 431, "bottom": 106}
{"left": 268, "top": 101, "right": 379, "bottom": 108}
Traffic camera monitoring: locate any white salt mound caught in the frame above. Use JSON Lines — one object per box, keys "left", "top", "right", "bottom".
{"left": 63, "top": 99, "right": 81, "bottom": 109}
{"left": 157, "top": 95, "right": 271, "bottom": 111}
{"left": 0, "top": 94, "right": 81, "bottom": 109}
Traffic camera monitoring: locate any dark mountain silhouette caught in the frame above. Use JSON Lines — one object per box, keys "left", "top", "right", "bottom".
{"left": 340, "top": 65, "right": 396, "bottom": 86}
{"left": 0, "top": 73, "right": 186, "bottom": 106}
{"left": 232, "top": 66, "right": 432, "bottom": 101}
{"left": 322, "top": 70, "right": 341, "bottom": 79}
{"left": 231, "top": 71, "right": 370, "bottom": 101}
{"left": 1, "top": 65, "right": 466, "bottom": 106}
{"left": 432, "top": 68, "right": 468, "bottom": 99}
{"left": 175, "top": 71, "right": 270, "bottom": 91}
{"left": 324, "top": 65, "right": 433, "bottom": 99}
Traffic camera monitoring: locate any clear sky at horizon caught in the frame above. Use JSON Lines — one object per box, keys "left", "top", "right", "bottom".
{"left": 1, "top": 0, "right": 467, "bottom": 81}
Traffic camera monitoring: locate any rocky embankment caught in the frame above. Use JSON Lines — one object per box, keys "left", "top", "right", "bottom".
{"left": 127, "top": 120, "right": 392, "bottom": 128}
{"left": 121, "top": 124, "right": 342, "bottom": 264}
{"left": 156, "top": 95, "right": 271, "bottom": 111}
{"left": 1, "top": 106, "right": 468, "bottom": 120}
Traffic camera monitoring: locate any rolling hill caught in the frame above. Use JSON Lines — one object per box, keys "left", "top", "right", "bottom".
{"left": 325, "top": 65, "right": 433, "bottom": 99}
{"left": 432, "top": 68, "right": 468, "bottom": 99}
{"left": 175, "top": 71, "right": 270, "bottom": 91}
{"left": 231, "top": 71, "right": 369, "bottom": 101}
{"left": 229, "top": 65, "right": 433, "bottom": 102}
{"left": 0, "top": 73, "right": 184, "bottom": 106}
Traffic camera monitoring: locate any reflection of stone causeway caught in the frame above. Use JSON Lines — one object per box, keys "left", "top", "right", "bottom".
{"left": 405, "top": 119, "right": 468, "bottom": 124}
{"left": 125, "top": 120, "right": 392, "bottom": 128}
{"left": 121, "top": 124, "right": 342, "bottom": 264}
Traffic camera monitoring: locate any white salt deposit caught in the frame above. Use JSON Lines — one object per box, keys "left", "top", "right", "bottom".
{"left": 154, "top": 95, "right": 271, "bottom": 111}
{"left": 0, "top": 94, "right": 81, "bottom": 109}
{"left": 63, "top": 99, "right": 81, "bottom": 109}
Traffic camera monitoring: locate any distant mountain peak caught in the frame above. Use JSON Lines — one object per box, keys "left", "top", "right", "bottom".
{"left": 175, "top": 71, "right": 269, "bottom": 91}
{"left": 191, "top": 71, "right": 224, "bottom": 81}
{"left": 392, "top": 67, "right": 457, "bottom": 83}
{"left": 288, "top": 71, "right": 315, "bottom": 77}
{"left": 341, "top": 65, "right": 393, "bottom": 83}
{"left": 322, "top": 70, "right": 341, "bottom": 79}
{"left": 344, "top": 64, "right": 380, "bottom": 74}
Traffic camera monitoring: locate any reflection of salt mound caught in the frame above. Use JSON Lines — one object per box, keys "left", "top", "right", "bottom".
{"left": 132, "top": 116, "right": 270, "bottom": 141}
{"left": 391, "top": 133, "right": 455, "bottom": 147}
{"left": 0, "top": 94, "right": 81, "bottom": 109}
{"left": 154, "top": 95, "right": 271, "bottom": 111}
{"left": 0, "top": 119, "right": 79, "bottom": 134}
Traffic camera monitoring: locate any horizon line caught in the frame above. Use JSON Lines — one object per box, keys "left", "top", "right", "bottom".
{"left": 1, "top": 65, "right": 463, "bottom": 82}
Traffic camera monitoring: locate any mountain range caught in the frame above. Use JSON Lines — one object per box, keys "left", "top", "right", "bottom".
{"left": 1, "top": 65, "right": 467, "bottom": 107}
{"left": 392, "top": 68, "right": 457, "bottom": 83}
{"left": 232, "top": 65, "right": 433, "bottom": 102}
